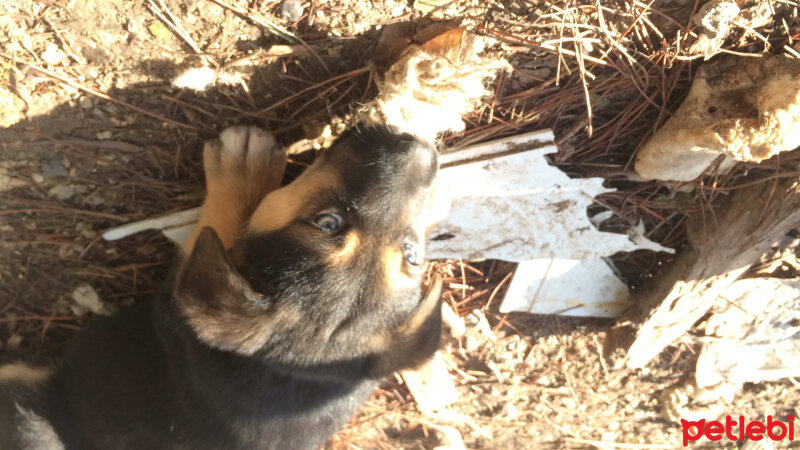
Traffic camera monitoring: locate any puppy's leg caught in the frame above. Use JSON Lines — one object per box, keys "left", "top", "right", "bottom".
{"left": 183, "top": 126, "right": 288, "bottom": 255}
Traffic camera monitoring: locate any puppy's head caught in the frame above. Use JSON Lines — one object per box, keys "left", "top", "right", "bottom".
{"left": 175, "top": 125, "right": 441, "bottom": 377}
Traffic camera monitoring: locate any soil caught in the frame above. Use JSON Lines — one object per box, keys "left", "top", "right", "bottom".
{"left": 2, "top": 0, "right": 800, "bottom": 448}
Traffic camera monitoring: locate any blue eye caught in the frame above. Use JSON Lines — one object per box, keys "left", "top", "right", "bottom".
{"left": 403, "top": 242, "right": 421, "bottom": 266}
{"left": 312, "top": 213, "right": 343, "bottom": 233}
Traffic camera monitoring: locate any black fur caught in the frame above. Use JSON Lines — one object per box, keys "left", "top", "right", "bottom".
{"left": 0, "top": 125, "right": 442, "bottom": 450}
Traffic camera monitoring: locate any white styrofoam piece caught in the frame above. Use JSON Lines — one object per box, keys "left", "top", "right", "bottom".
{"left": 427, "top": 131, "right": 672, "bottom": 261}
{"left": 499, "top": 258, "right": 630, "bottom": 318}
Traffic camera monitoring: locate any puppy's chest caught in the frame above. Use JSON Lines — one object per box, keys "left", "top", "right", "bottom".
{"left": 213, "top": 378, "right": 376, "bottom": 450}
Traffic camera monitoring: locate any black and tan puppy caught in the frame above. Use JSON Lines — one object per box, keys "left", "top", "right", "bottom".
{"left": 0, "top": 124, "right": 442, "bottom": 449}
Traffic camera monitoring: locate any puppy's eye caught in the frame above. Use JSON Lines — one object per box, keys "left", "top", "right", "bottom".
{"left": 312, "top": 213, "right": 344, "bottom": 233}
{"left": 403, "top": 242, "right": 421, "bottom": 266}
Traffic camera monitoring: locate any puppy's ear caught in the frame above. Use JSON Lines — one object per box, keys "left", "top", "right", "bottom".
{"left": 175, "top": 227, "right": 248, "bottom": 307}
{"left": 174, "top": 227, "right": 271, "bottom": 354}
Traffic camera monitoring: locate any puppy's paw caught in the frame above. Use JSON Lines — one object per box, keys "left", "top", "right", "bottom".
{"left": 203, "top": 125, "right": 288, "bottom": 210}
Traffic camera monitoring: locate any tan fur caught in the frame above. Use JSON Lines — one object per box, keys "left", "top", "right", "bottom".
{"left": 179, "top": 276, "right": 274, "bottom": 356}
{"left": 382, "top": 247, "right": 418, "bottom": 292}
{"left": 326, "top": 232, "right": 361, "bottom": 265}
{"left": 183, "top": 126, "right": 287, "bottom": 255}
{"left": 0, "top": 363, "right": 51, "bottom": 384}
{"left": 176, "top": 228, "right": 286, "bottom": 356}
{"left": 248, "top": 168, "right": 339, "bottom": 233}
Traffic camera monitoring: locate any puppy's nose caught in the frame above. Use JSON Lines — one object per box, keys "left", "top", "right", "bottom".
{"left": 393, "top": 134, "right": 437, "bottom": 169}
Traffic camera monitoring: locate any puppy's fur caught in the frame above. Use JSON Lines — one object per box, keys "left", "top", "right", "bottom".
{"left": 0, "top": 124, "right": 441, "bottom": 450}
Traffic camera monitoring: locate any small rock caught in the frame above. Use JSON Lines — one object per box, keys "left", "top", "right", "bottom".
{"left": 78, "top": 96, "right": 93, "bottom": 109}
{"left": 75, "top": 222, "right": 98, "bottom": 239}
{"left": 41, "top": 158, "right": 69, "bottom": 178}
{"left": 49, "top": 184, "right": 87, "bottom": 201}
{"left": 279, "top": 0, "right": 304, "bottom": 22}
{"left": 0, "top": 172, "right": 26, "bottom": 192}
{"left": 83, "top": 191, "right": 105, "bottom": 207}
{"left": 694, "top": 0, "right": 740, "bottom": 39}
{"left": 390, "top": 2, "right": 406, "bottom": 17}
{"left": 6, "top": 334, "right": 22, "bottom": 350}
{"left": 41, "top": 42, "right": 67, "bottom": 65}
{"left": 96, "top": 131, "right": 113, "bottom": 140}
{"left": 125, "top": 16, "right": 140, "bottom": 34}
{"left": 736, "top": 0, "right": 773, "bottom": 29}
{"left": 32, "top": 173, "right": 44, "bottom": 183}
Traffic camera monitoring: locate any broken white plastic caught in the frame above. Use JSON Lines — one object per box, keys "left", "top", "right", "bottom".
{"left": 500, "top": 258, "right": 630, "bottom": 317}
{"left": 428, "top": 130, "right": 672, "bottom": 261}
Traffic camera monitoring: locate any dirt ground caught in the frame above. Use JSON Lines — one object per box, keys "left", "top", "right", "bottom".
{"left": 2, "top": 0, "right": 800, "bottom": 448}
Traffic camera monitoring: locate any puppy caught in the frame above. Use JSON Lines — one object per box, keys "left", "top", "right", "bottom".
{"left": 0, "top": 124, "right": 442, "bottom": 449}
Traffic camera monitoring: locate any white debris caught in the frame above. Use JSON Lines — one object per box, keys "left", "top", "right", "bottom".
{"left": 102, "top": 207, "right": 200, "bottom": 241}
{"left": 41, "top": 42, "right": 67, "bottom": 66}
{"left": 427, "top": 130, "right": 672, "bottom": 261}
{"left": 694, "top": 0, "right": 740, "bottom": 40}
{"left": 362, "top": 28, "right": 509, "bottom": 142}
{"left": 501, "top": 258, "right": 630, "bottom": 318}
{"left": 696, "top": 278, "right": 800, "bottom": 387}
{"left": 635, "top": 55, "right": 800, "bottom": 181}
{"left": 172, "top": 66, "right": 246, "bottom": 92}
{"left": 70, "top": 284, "right": 114, "bottom": 316}
{"left": 172, "top": 66, "right": 217, "bottom": 91}
{"left": 400, "top": 353, "right": 458, "bottom": 414}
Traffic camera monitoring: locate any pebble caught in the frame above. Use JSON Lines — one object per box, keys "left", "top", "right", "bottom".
{"left": 6, "top": 334, "right": 23, "bottom": 350}
{"left": 280, "top": 0, "right": 304, "bottom": 22}
{"left": 41, "top": 42, "right": 67, "bottom": 65}
{"left": 79, "top": 96, "right": 93, "bottom": 109}
{"left": 48, "top": 184, "right": 88, "bottom": 201}
{"left": 41, "top": 158, "right": 69, "bottom": 178}
{"left": 694, "top": 0, "right": 740, "bottom": 39}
